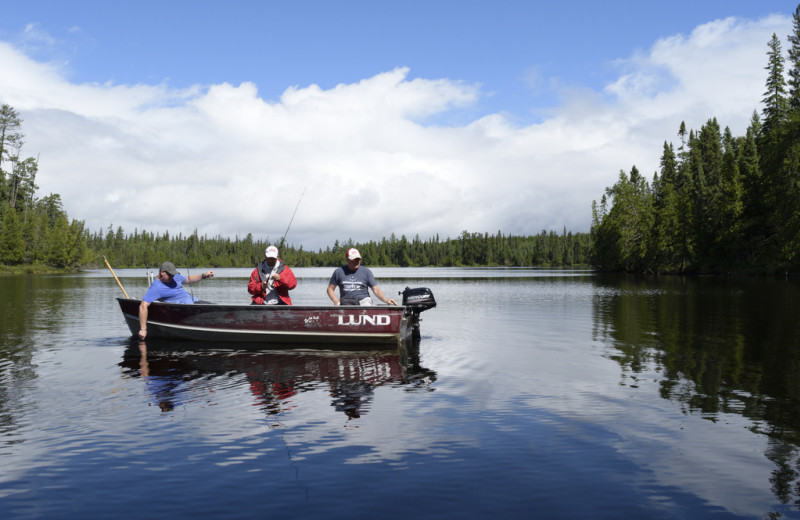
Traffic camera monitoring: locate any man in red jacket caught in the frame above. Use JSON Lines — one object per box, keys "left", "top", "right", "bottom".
{"left": 248, "top": 245, "right": 297, "bottom": 305}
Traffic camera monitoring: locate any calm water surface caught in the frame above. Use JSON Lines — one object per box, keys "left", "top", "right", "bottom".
{"left": 1, "top": 268, "right": 800, "bottom": 519}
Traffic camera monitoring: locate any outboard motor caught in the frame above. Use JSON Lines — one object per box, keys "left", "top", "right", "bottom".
{"left": 401, "top": 287, "right": 437, "bottom": 313}
{"left": 400, "top": 287, "right": 436, "bottom": 341}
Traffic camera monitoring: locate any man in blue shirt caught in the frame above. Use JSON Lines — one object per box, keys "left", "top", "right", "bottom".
{"left": 327, "top": 248, "right": 397, "bottom": 306}
{"left": 138, "top": 261, "right": 215, "bottom": 339}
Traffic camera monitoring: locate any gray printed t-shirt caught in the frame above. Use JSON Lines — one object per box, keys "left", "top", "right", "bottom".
{"left": 329, "top": 265, "right": 377, "bottom": 302}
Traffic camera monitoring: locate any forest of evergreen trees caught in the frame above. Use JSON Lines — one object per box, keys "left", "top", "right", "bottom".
{"left": 0, "top": 104, "right": 93, "bottom": 270}
{"left": 4, "top": 4, "right": 800, "bottom": 273}
{"left": 591, "top": 6, "right": 800, "bottom": 275}
{"left": 89, "top": 227, "right": 591, "bottom": 269}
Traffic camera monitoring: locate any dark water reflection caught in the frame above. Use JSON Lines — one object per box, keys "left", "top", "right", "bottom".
{"left": 593, "top": 274, "right": 800, "bottom": 509}
{"left": 2, "top": 269, "right": 800, "bottom": 518}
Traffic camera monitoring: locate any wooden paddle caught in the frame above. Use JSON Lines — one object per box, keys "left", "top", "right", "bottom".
{"left": 103, "top": 255, "right": 130, "bottom": 298}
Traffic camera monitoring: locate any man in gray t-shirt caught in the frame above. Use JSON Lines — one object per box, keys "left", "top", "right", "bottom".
{"left": 327, "top": 248, "right": 397, "bottom": 306}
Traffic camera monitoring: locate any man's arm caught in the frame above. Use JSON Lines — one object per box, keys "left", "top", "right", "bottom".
{"left": 275, "top": 266, "right": 297, "bottom": 290}
{"left": 138, "top": 300, "right": 151, "bottom": 339}
{"left": 327, "top": 284, "right": 339, "bottom": 305}
{"left": 247, "top": 268, "right": 264, "bottom": 296}
{"left": 184, "top": 270, "right": 214, "bottom": 284}
{"left": 371, "top": 285, "right": 397, "bottom": 305}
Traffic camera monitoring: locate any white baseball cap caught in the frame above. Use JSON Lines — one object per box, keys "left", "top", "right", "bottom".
{"left": 265, "top": 246, "right": 279, "bottom": 258}
{"left": 346, "top": 248, "right": 361, "bottom": 260}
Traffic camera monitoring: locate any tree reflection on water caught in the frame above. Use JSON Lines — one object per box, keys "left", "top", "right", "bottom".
{"left": 593, "top": 274, "right": 800, "bottom": 508}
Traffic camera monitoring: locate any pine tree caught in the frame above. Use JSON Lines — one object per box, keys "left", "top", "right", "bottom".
{"left": 787, "top": 5, "right": 800, "bottom": 112}
{"left": 0, "top": 104, "right": 23, "bottom": 200}
{"left": 760, "top": 33, "right": 793, "bottom": 270}
{"left": 717, "top": 127, "right": 744, "bottom": 266}
{"left": 8, "top": 156, "right": 39, "bottom": 210}
{"left": 780, "top": 5, "right": 800, "bottom": 269}
{"left": 652, "top": 142, "right": 681, "bottom": 271}
{"left": 694, "top": 119, "right": 725, "bottom": 269}
{"left": 739, "top": 114, "right": 764, "bottom": 267}
{"left": 0, "top": 203, "right": 25, "bottom": 264}
{"left": 762, "top": 33, "right": 788, "bottom": 134}
{"left": 591, "top": 167, "right": 654, "bottom": 272}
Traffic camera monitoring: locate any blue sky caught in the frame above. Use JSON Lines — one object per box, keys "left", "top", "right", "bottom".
{"left": 6, "top": 1, "right": 790, "bottom": 120}
{"left": 0, "top": 1, "right": 796, "bottom": 249}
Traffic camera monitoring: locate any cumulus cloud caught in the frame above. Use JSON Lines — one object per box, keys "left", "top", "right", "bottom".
{"left": 0, "top": 12, "right": 790, "bottom": 250}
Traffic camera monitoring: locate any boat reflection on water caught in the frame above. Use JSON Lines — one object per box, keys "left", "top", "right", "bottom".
{"left": 118, "top": 337, "right": 436, "bottom": 418}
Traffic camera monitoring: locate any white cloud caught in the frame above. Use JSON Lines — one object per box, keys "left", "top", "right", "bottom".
{"left": 0, "top": 12, "right": 790, "bottom": 250}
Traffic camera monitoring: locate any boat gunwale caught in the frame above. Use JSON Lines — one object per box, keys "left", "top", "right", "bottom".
{"left": 117, "top": 297, "right": 410, "bottom": 312}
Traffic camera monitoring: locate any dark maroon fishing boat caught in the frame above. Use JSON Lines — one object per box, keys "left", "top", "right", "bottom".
{"left": 116, "top": 287, "right": 436, "bottom": 346}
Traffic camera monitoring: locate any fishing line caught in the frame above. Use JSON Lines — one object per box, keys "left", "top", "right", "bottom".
{"left": 268, "top": 411, "right": 311, "bottom": 501}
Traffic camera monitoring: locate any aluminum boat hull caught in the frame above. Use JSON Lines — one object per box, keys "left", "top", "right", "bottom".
{"left": 117, "top": 298, "right": 417, "bottom": 346}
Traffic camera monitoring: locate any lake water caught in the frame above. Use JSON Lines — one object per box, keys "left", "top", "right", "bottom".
{"left": 1, "top": 267, "right": 799, "bottom": 519}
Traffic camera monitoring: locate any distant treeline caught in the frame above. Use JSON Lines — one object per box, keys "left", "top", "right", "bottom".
{"left": 91, "top": 227, "right": 592, "bottom": 268}
{"left": 0, "top": 102, "right": 590, "bottom": 270}
{"left": 591, "top": 8, "right": 800, "bottom": 275}
{"left": 0, "top": 101, "right": 591, "bottom": 270}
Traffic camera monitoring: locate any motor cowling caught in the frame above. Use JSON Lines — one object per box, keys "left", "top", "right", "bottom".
{"left": 401, "top": 287, "right": 436, "bottom": 313}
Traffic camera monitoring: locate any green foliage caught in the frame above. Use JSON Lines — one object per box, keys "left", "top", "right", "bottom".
{"left": 590, "top": 168, "right": 655, "bottom": 272}
{"left": 763, "top": 33, "right": 789, "bottom": 134}
{"left": 787, "top": 5, "right": 800, "bottom": 111}
{"left": 81, "top": 226, "right": 592, "bottom": 268}
{"left": 0, "top": 104, "right": 23, "bottom": 195}
{"left": 592, "top": 7, "right": 800, "bottom": 274}
{"left": 0, "top": 204, "right": 24, "bottom": 264}
{"left": 0, "top": 198, "right": 88, "bottom": 269}
{"left": 1, "top": 196, "right": 594, "bottom": 270}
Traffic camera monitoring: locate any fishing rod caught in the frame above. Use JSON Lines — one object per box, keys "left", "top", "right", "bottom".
{"left": 278, "top": 186, "right": 306, "bottom": 249}
{"left": 145, "top": 257, "right": 154, "bottom": 285}
{"left": 252, "top": 187, "right": 307, "bottom": 270}
{"left": 178, "top": 226, "right": 196, "bottom": 301}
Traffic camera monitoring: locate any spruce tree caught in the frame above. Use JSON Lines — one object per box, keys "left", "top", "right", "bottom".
{"left": 787, "top": 5, "right": 800, "bottom": 112}
{"left": 762, "top": 33, "right": 788, "bottom": 135}
{"left": 653, "top": 142, "right": 681, "bottom": 271}
{"left": 0, "top": 203, "right": 25, "bottom": 264}
{"left": 0, "top": 105, "right": 23, "bottom": 201}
